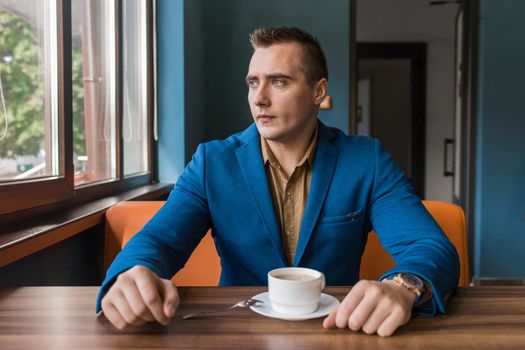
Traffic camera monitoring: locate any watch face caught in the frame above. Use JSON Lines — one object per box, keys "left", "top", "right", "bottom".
{"left": 399, "top": 273, "right": 424, "bottom": 289}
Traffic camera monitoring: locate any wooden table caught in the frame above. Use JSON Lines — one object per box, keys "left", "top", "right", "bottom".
{"left": 1, "top": 286, "right": 524, "bottom": 349}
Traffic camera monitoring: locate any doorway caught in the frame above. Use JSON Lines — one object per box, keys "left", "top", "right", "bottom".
{"left": 357, "top": 43, "right": 426, "bottom": 197}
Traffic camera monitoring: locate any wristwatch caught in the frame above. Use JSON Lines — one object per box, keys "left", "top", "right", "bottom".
{"left": 391, "top": 272, "right": 425, "bottom": 296}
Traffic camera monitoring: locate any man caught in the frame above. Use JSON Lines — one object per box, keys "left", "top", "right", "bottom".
{"left": 98, "top": 27, "right": 459, "bottom": 337}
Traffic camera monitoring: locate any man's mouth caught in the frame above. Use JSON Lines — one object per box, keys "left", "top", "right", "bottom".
{"left": 257, "top": 114, "right": 275, "bottom": 122}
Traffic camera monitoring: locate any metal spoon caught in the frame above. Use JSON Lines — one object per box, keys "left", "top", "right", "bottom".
{"left": 182, "top": 298, "right": 263, "bottom": 319}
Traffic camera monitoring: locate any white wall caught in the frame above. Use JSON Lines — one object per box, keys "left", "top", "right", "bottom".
{"left": 356, "top": 0, "right": 459, "bottom": 202}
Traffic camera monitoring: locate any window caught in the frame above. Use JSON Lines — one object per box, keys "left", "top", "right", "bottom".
{"left": 0, "top": 0, "right": 59, "bottom": 182}
{"left": 71, "top": 0, "right": 117, "bottom": 186}
{"left": 122, "top": 0, "right": 149, "bottom": 176}
{"left": 0, "top": 0, "right": 155, "bottom": 216}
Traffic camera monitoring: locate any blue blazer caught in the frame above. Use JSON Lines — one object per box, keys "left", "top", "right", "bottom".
{"left": 97, "top": 121, "right": 459, "bottom": 315}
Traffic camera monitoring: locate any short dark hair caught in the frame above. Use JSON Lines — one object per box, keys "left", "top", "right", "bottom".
{"left": 249, "top": 27, "right": 328, "bottom": 85}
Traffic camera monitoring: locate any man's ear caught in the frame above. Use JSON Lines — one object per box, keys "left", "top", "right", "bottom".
{"left": 313, "top": 78, "right": 327, "bottom": 105}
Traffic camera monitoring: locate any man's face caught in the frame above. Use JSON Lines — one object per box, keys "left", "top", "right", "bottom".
{"left": 246, "top": 43, "right": 325, "bottom": 143}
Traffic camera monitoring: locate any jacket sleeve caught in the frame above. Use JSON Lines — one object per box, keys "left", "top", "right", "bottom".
{"left": 368, "top": 139, "right": 460, "bottom": 316}
{"left": 96, "top": 144, "right": 212, "bottom": 312}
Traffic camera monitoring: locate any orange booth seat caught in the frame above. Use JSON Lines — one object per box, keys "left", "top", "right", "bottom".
{"left": 104, "top": 201, "right": 220, "bottom": 286}
{"left": 104, "top": 200, "right": 469, "bottom": 287}
{"left": 360, "top": 200, "right": 470, "bottom": 287}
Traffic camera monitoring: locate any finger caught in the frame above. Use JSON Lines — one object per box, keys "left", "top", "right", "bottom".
{"left": 111, "top": 290, "right": 141, "bottom": 326}
{"left": 361, "top": 299, "right": 392, "bottom": 335}
{"left": 122, "top": 281, "right": 155, "bottom": 322}
{"left": 335, "top": 286, "right": 366, "bottom": 328}
{"left": 102, "top": 298, "right": 130, "bottom": 330}
{"left": 377, "top": 307, "right": 406, "bottom": 337}
{"left": 346, "top": 286, "right": 385, "bottom": 331}
{"left": 135, "top": 273, "right": 169, "bottom": 325}
{"left": 322, "top": 307, "right": 338, "bottom": 329}
{"left": 160, "top": 279, "right": 179, "bottom": 318}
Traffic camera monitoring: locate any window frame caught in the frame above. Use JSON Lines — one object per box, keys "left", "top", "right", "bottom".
{"left": 0, "top": 0, "right": 157, "bottom": 218}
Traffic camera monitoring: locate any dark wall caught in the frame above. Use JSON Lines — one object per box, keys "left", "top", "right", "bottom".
{"left": 196, "top": 0, "right": 352, "bottom": 144}
{"left": 474, "top": 0, "right": 525, "bottom": 278}
{"left": 157, "top": 0, "right": 353, "bottom": 182}
{"left": 157, "top": 0, "right": 187, "bottom": 181}
{"left": 0, "top": 225, "right": 105, "bottom": 286}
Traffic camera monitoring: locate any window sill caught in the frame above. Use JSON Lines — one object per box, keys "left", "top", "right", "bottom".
{"left": 0, "top": 183, "right": 173, "bottom": 267}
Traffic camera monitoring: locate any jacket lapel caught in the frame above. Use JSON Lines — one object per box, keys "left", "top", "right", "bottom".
{"left": 236, "top": 125, "right": 287, "bottom": 266}
{"left": 293, "top": 122, "right": 337, "bottom": 266}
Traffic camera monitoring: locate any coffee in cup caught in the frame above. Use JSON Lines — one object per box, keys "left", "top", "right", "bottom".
{"left": 268, "top": 267, "right": 325, "bottom": 315}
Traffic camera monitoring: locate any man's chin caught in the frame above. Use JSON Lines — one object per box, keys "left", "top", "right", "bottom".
{"left": 255, "top": 123, "right": 279, "bottom": 140}
{"left": 259, "top": 132, "right": 279, "bottom": 141}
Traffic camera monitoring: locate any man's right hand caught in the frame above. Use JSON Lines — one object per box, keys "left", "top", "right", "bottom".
{"left": 101, "top": 265, "right": 179, "bottom": 330}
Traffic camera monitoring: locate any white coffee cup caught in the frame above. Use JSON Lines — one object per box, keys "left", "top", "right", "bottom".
{"left": 268, "top": 267, "right": 326, "bottom": 315}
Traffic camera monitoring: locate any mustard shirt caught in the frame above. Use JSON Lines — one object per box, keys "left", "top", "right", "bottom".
{"left": 260, "top": 124, "right": 318, "bottom": 265}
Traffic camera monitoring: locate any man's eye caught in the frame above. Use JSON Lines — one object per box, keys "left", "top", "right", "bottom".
{"left": 273, "top": 79, "right": 285, "bottom": 87}
{"left": 247, "top": 80, "right": 258, "bottom": 88}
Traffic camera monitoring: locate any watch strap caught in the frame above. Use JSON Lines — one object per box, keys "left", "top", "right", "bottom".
{"left": 393, "top": 273, "right": 424, "bottom": 296}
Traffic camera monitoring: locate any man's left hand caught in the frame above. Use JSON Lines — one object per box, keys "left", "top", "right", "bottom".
{"left": 323, "top": 279, "right": 416, "bottom": 337}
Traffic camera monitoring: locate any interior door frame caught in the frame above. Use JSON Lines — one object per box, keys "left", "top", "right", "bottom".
{"left": 356, "top": 42, "right": 427, "bottom": 198}
{"left": 459, "top": 0, "right": 479, "bottom": 283}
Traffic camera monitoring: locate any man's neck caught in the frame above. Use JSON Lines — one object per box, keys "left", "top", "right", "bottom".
{"left": 266, "top": 119, "right": 317, "bottom": 178}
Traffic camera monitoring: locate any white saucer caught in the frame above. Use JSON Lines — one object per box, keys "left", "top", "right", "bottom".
{"left": 249, "top": 292, "right": 340, "bottom": 321}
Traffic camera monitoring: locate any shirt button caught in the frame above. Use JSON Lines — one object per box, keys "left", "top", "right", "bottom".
{"left": 285, "top": 230, "right": 291, "bottom": 236}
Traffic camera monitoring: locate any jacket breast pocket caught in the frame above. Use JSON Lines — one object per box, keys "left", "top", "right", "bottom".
{"left": 318, "top": 208, "right": 364, "bottom": 225}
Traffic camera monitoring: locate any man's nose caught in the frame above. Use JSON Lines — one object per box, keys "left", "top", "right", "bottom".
{"left": 253, "top": 85, "right": 270, "bottom": 107}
